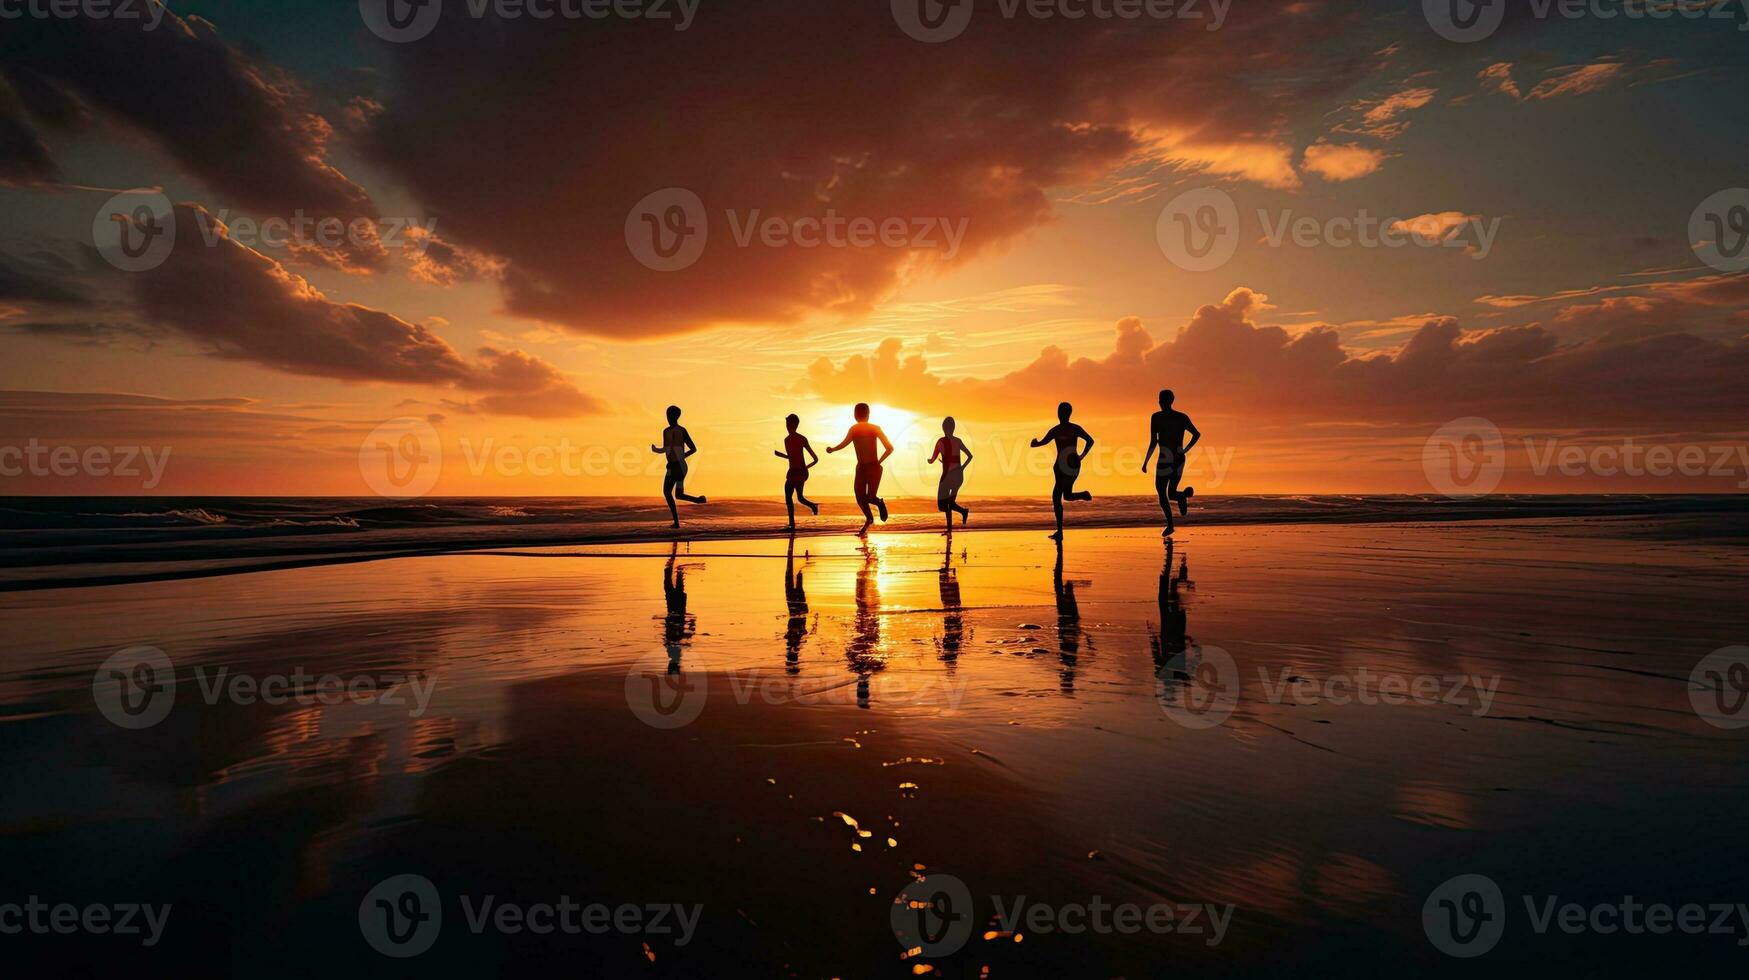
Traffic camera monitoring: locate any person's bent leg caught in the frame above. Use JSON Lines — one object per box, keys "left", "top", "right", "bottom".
{"left": 868, "top": 465, "right": 889, "bottom": 521}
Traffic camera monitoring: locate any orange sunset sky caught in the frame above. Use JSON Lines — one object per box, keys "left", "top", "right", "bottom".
{"left": 2, "top": 0, "right": 1746, "bottom": 496}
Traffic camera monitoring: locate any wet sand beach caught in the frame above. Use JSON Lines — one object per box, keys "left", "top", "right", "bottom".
{"left": 2, "top": 518, "right": 1747, "bottom": 976}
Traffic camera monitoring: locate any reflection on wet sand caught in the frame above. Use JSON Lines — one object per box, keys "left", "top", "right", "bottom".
{"left": 662, "top": 541, "right": 696, "bottom": 669}
{"left": 846, "top": 541, "right": 884, "bottom": 708}
{"left": 3, "top": 524, "right": 1749, "bottom": 975}
{"left": 937, "top": 539, "right": 964, "bottom": 667}
{"left": 1151, "top": 539, "right": 1197, "bottom": 704}
{"left": 1053, "top": 539, "right": 1087, "bottom": 694}
{"left": 783, "top": 536, "right": 810, "bottom": 675}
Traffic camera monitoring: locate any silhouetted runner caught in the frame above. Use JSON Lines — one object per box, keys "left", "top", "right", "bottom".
{"left": 1031, "top": 401, "right": 1094, "bottom": 540}
{"left": 774, "top": 413, "right": 821, "bottom": 530}
{"left": 826, "top": 403, "right": 893, "bottom": 536}
{"left": 1141, "top": 388, "right": 1201, "bottom": 536}
{"left": 928, "top": 416, "right": 973, "bottom": 533}
{"left": 651, "top": 405, "right": 706, "bottom": 528}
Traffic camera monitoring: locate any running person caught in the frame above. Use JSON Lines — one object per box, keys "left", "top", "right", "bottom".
{"left": 928, "top": 416, "right": 973, "bottom": 532}
{"left": 1031, "top": 401, "right": 1095, "bottom": 540}
{"left": 1141, "top": 388, "right": 1201, "bottom": 536}
{"left": 650, "top": 405, "right": 706, "bottom": 528}
{"left": 826, "top": 402, "right": 893, "bottom": 537}
{"left": 774, "top": 413, "right": 820, "bottom": 530}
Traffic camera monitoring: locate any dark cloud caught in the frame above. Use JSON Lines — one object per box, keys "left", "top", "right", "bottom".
{"left": 0, "top": 11, "right": 382, "bottom": 267}
{"left": 0, "top": 249, "right": 86, "bottom": 304}
{"left": 0, "top": 80, "right": 57, "bottom": 185}
{"left": 4, "top": 320, "right": 167, "bottom": 348}
{"left": 127, "top": 204, "right": 604, "bottom": 418}
{"left": 0, "top": 390, "right": 254, "bottom": 409}
{"left": 365, "top": 1, "right": 1385, "bottom": 338}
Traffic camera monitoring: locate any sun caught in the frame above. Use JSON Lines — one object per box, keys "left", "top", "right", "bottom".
{"left": 864, "top": 403, "right": 919, "bottom": 435}
{"left": 807, "top": 402, "right": 920, "bottom": 443}
{"left": 802, "top": 402, "right": 936, "bottom": 498}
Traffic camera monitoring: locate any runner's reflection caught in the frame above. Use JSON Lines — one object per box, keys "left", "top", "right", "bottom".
{"left": 1053, "top": 538, "right": 1088, "bottom": 694}
{"left": 662, "top": 541, "right": 696, "bottom": 672}
{"left": 784, "top": 535, "right": 811, "bottom": 675}
{"left": 846, "top": 541, "right": 884, "bottom": 708}
{"left": 1151, "top": 539, "right": 1196, "bottom": 692}
{"left": 938, "top": 539, "right": 965, "bottom": 669}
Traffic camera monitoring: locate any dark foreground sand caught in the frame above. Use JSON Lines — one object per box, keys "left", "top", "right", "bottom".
{"left": 2, "top": 519, "right": 1746, "bottom": 976}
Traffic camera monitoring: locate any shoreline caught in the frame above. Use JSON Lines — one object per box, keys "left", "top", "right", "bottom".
{"left": 5, "top": 499, "right": 1747, "bottom": 592}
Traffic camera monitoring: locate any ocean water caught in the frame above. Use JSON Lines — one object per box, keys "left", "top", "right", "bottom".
{"left": 2, "top": 494, "right": 1745, "bottom": 590}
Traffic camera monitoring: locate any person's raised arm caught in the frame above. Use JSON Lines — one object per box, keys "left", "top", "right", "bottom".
{"left": 804, "top": 440, "right": 820, "bottom": 468}
{"left": 928, "top": 438, "right": 942, "bottom": 465}
{"left": 683, "top": 429, "right": 699, "bottom": 458}
{"left": 1142, "top": 422, "right": 1158, "bottom": 473}
{"left": 826, "top": 428, "right": 854, "bottom": 453}
{"left": 774, "top": 448, "right": 789, "bottom": 459}
{"left": 1029, "top": 425, "right": 1053, "bottom": 448}
{"left": 960, "top": 440, "right": 974, "bottom": 467}
{"left": 1183, "top": 417, "right": 1201, "bottom": 454}
{"left": 1078, "top": 427, "right": 1095, "bottom": 462}
{"left": 876, "top": 427, "right": 894, "bottom": 464}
